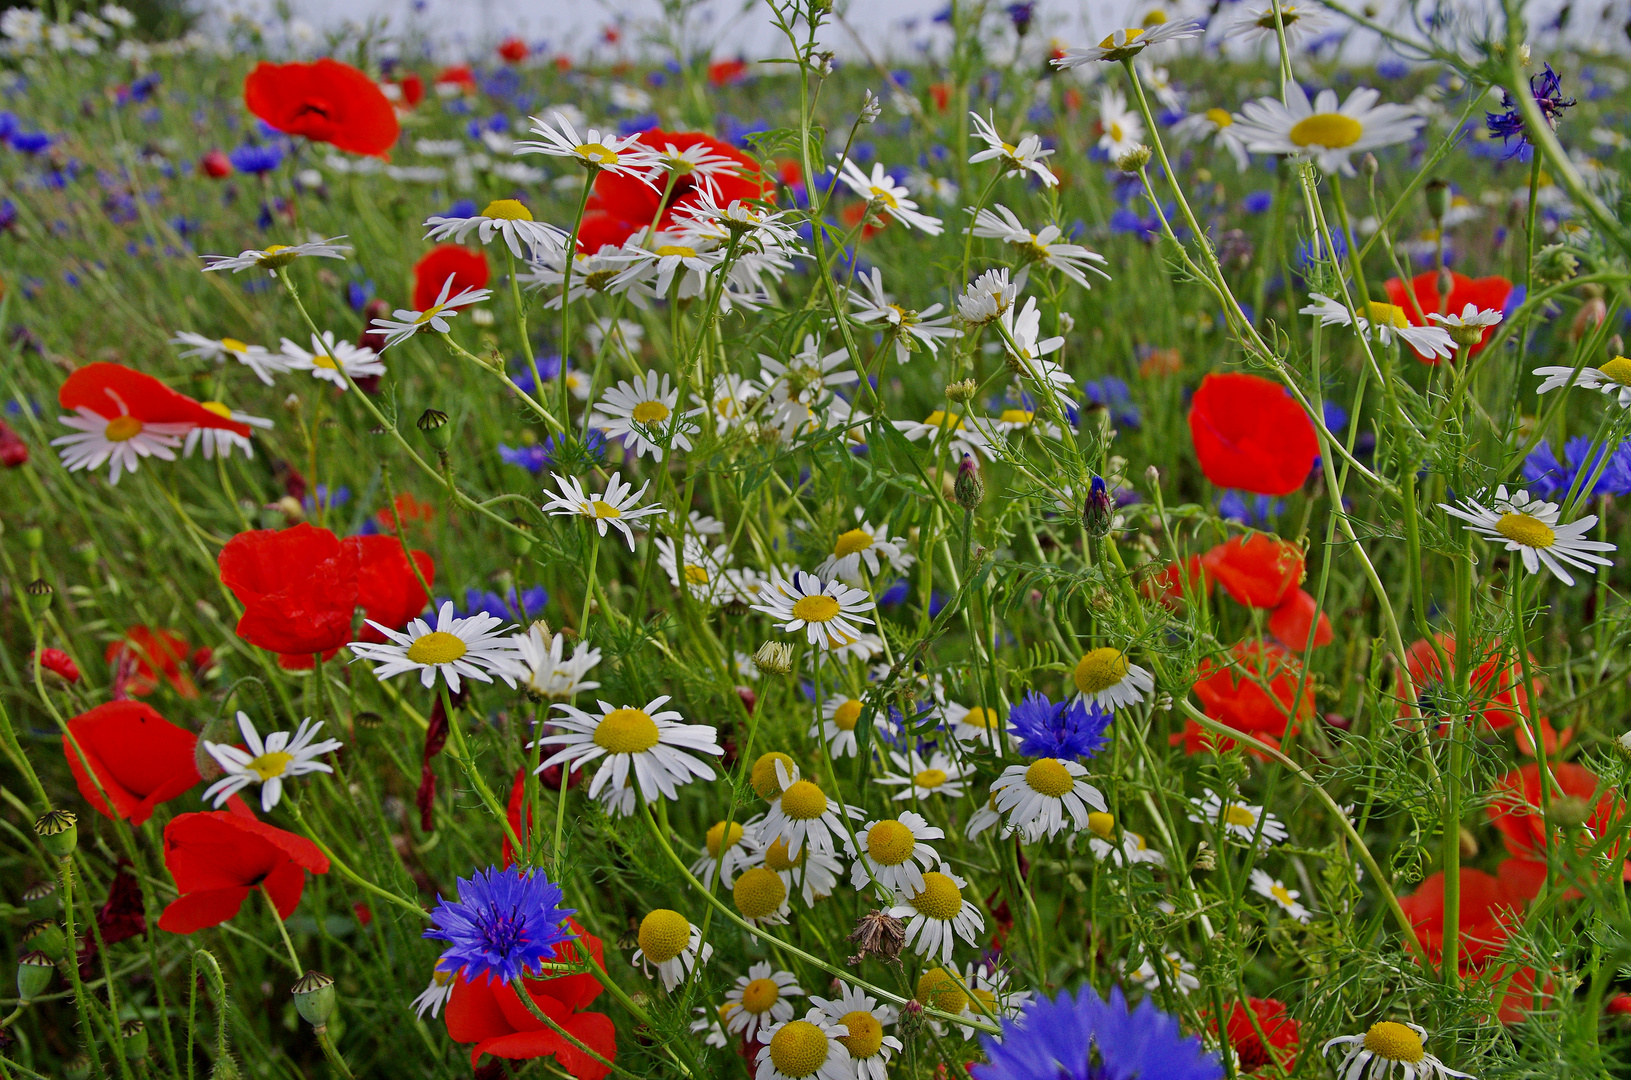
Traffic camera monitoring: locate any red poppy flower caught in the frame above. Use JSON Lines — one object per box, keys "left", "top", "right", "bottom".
{"left": 220, "top": 523, "right": 361, "bottom": 656}
{"left": 581, "top": 129, "right": 771, "bottom": 249}
{"left": 708, "top": 58, "right": 748, "bottom": 86}
{"left": 1211, "top": 998, "right": 1299, "bottom": 1075}
{"left": 377, "top": 491, "right": 436, "bottom": 533}
{"left": 0, "top": 417, "right": 27, "bottom": 466}
{"left": 1383, "top": 270, "right": 1512, "bottom": 363}
{"left": 243, "top": 58, "right": 399, "bottom": 158}
{"left": 1176, "top": 641, "right": 1311, "bottom": 756}
{"left": 434, "top": 65, "right": 476, "bottom": 94}
{"left": 929, "top": 83, "right": 951, "bottom": 111}
{"left": 388, "top": 73, "right": 424, "bottom": 108}
{"left": 350, "top": 534, "right": 434, "bottom": 643}
{"left": 1201, "top": 534, "right": 1303, "bottom": 608}
{"left": 497, "top": 37, "right": 529, "bottom": 63}
{"left": 201, "top": 150, "right": 232, "bottom": 178}
{"left": 1188, "top": 373, "right": 1318, "bottom": 496}
{"left": 502, "top": 765, "right": 582, "bottom": 866}
{"left": 106, "top": 626, "right": 198, "bottom": 698}
{"left": 63, "top": 701, "right": 200, "bottom": 824}
{"left": 60, "top": 363, "right": 251, "bottom": 436}
{"left": 31, "top": 647, "right": 81, "bottom": 682}
{"left": 1488, "top": 761, "right": 1631, "bottom": 877}
{"left": 445, "top": 919, "right": 615, "bottom": 1077}
{"left": 1397, "top": 634, "right": 1535, "bottom": 733}
{"left": 1267, "top": 588, "right": 1333, "bottom": 650}
{"left": 1140, "top": 555, "right": 1210, "bottom": 610}
{"left": 158, "top": 809, "right": 329, "bottom": 933}
{"left": 1397, "top": 861, "right": 1543, "bottom": 1024}
{"left": 76, "top": 862, "right": 147, "bottom": 979}
{"left": 413, "top": 245, "right": 491, "bottom": 311}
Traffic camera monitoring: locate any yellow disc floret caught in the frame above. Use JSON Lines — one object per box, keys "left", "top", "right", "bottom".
{"left": 1598, "top": 355, "right": 1631, "bottom": 384}
{"left": 1495, "top": 512, "right": 1556, "bottom": 549}
{"left": 915, "top": 967, "right": 968, "bottom": 1014}
{"left": 780, "top": 780, "right": 828, "bottom": 820}
{"left": 105, "top": 416, "right": 145, "bottom": 442}
{"left": 636, "top": 909, "right": 692, "bottom": 965}
{"left": 1073, "top": 647, "right": 1129, "bottom": 695}
{"left": 768, "top": 1020, "right": 830, "bottom": 1078}
{"left": 739, "top": 974, "right": 782, "bottom": 1013}
{"left": 482, "top": 198, "right": 533, "bottom": 221}
{"left": 1087, "top": 811, "right": 1115, "bottom": 840}
{"left": 764, "top": 837, "right": 804, "bottom": 873}
{"left": 593, "top": 708, "right": 661, "bottom": 754}
{"left": 706, "top": 820, "right": 745, "bottom": 859}
{"left": 406, "top": 631, "right": 467, "bottom": 665}
{"left": 1289, "top": 113, "right": 1363, "bottom": 149}
{"left": 865, "top": 820, "right": 916, "bottom": 866}
{"left": 837, "top": 1011, "right": 883, "bottom": 1059}
{"left": 1025, "top": 758, "right": 1075, "bottom": 798}
{"left": 909, "top": 872, "right": 963, "bottom": 920}
{"left": 832, "top": 700, "right": 864, "bottom": 731}
{"left": 833, "top": 529, "right": 874, "bottom": 558}
{"left": 791, "top": 595, "right": 841, "bottom": 623}
{"left": 1362, "top": 1022, "right": 1426, "bottom": 1063}
{"left": 751, "top": 752, "right": 796, "bottom": 799}
{"left": 733, "top": 867, "right": 787, "bottom": 920}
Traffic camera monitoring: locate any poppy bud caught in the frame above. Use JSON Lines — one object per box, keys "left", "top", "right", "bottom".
{"left": 1546, "top": 795, "right": 1593, "bottom": 829}
{"left": 16, "top": 951, "right": 54, "bottom": 1002}
{"left": 34, "top": 809, "right": 77, "bottom": 859}
{"left": 22, "top": 881, "right": 57, "bottom": 916}
{"left": 24, "top": 577, "right": 52, "bottom": 615}
{"left": 1359, "top": 152, "right": 1379, "bottom": 176}
{"left": 121, "top": 1019, "right": 148, "bottom": 1060}
{"left": 1082, "top": 476, "right": 1114, "bottom": 538}
{"left": 953, "top": 454, "right": 984, "bottom": 511}
{"left": 417, "top": 408, "right": 452, "bottom": 450}
{"left": 201, "top": 150, "right": 232, "bottom": 178}
{"left": 1571, "top": 295, "right": 1608, "bottom": 342}
{"left": 1423, "top": 178, "right": 1450, "bottom": 222}
{"left": 21, "top": 919, "right": 66, "bottom": 961}
{"left": 211, "top": 1056, "right": 242, "bottom": 1080}
{"left": 291, "top": 970, "right": 337, "bottom": 1028}
{"left": 353, "top": 711, "right": 384, "bottom": 730}
{"left": 753, "top": 641, "right": 793, "bottom": 676}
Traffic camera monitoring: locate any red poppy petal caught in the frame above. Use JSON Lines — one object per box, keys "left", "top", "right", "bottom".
{"left": 1187, "top": 373, "right": 1318, "bottom": 496}
{"left": 158, "top": 887, "right": 253, "bottom": 933}
{"left": 447, "top": 975, "right": 514, "bottom": 1044}
{"left": 262, "top": 860, "right": 309, "bottom": 919}
{"left": 1268, "top": 588, "right": 1333, "bottom": 650}
{"left": 58, "top": 363, "right": 252, "bottom": 434}
{"left": 470, "top": 1030, "right": 569, "bottom": 1068}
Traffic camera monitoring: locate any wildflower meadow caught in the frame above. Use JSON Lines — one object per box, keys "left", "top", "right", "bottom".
{"left": 3, "top": 0, "right": 1631, "bottom": 1077}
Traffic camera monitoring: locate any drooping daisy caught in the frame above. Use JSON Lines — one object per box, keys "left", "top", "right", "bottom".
{"left": 609, "top": 236, "right": 728, "bottom": 297}
{"left": 812, "top": 694, "right": 867, "bottom": 758}
{"left": 410, "top": 968, "right": 455, "bottom": 1019}
{"left": 1301, "top": 293, "right": 1454, "bottom": 359}
{"left": 422, "top": 198, "right": 567, "bottom": 260}
{"left": 724, "top": 962, "right": 804, "bottom": 1041}
{"left": 848, "top": 267, "right": 961, "bottom": 363}
{"left": 1439, "top": 485, "right": 1614, "bottom": 586}
{"left": 631, "top": 908, "right": 712, "bottom": 991}
{"left": 758, "top": 834, "right": 844, "bottom": 907}
{"left": 1224, "top": 2, "right": 1330, "bottom": 44}
{"left": 201, "top": 712, "right": 342, "bottom": 813}
{"left": 540, "top": 471, "right": 665, "bottom": 550}
{"left": 1085, "top": 812, "right": 1165, "bottom": 866}
{"left": 1232, "top": 84, "right": 1424, "bottom": 177}
{"left": 350, "top": 601, "right": 525, "bottom": 693}
{"left": 756, "top": 1016, "right": 853, "bottom": 1080}
{"left": 513, "top": 112, "right": 662, "bottom": 180}
{"left": 52, "top": 407, "right": 190, "bottom": 484}
{"left": 1249, "top": 868, "right": 1312, "bottom": 922}
{"left": 751, "top": 571, "right": 877, "bottom": 652}
{"left": 171, "top": 332, "right": 287, "bottom": 384}
{"left": 967, "top": 111, "right": 1057, "bottom": 186}
{"left": 1051, "top": 17, "right": 1204, "bottom": 66}
{"left": 513, "top": 621, "right": 603, "bottom": 701}
{"left": 1071, "top": 646, "right": 1156, "bottom": 711}
{"left": 958, "top": 267, "right": 1019, "bottom": 327}
{"left": 1171, "top": 107, "right": 1251, "bottom": 172}
{"left": 874, "top": 750, "right": 969, "bottom": 802}
{"left": 692, "top": 819, "right": 760, "bottom": 889}
{"left": 183, "top": 404, "right": 271, "bottom": 460}
{"left": 965, "top": 791, "right": 1007, "bottom": 841}
{"left": 656, "top": 534, "right": 734, "bottom": 604}
{"left": 943, "top": 701, "right": 1005, "bottom": 747}
{"left": 1125, "top": 950, "right": 1201, "bottom": 996}
{"left": 756, "top": 758, "right": 863, "bottom": 857}
{"left": 1095, "top": 87, "right": 1146, "bottom": 160}
{"left": 846, "top": 811, "right": 943, "bottom": 895}
{"left": 999, "top": 296, "right": 1071, "bottom": 390}
{"left": 1322, "top": 1022, "right": 1472, "bottom": 1080}
{"left": 534, "top": 696, "right": 723, "bottom": 808}
{"left": 1427, "top": 303, "right": 1504, "bottom": 348}
{"left": 200, "top": 236, "right": 352, "bottom": 274}
{"left": 989, "top": 757, "right": 1107, "bottom": 840}
{"left": 279, "top": 331, "right": 385, "bottom": 389}
{"left": 834, "top": 158, "right": 944, "bottom": 235}
{"left": 690, "top": 1005, "right": 733, "bottom": 1048}
{"left": 1535, "top": 353, "right": 1631, "bottom": 409}
{"left": 814, "top": 507, "right": 914, "bottom": 583}
{"left": 592, "top": 372, "right": 696, "bottom": 461}
{"left": 1188, "top": 791, "right": 1289, "bottom": 847}
{"left": 808, "top": 989, "right": 901, "bottom": 1080}
{"left": 887, "top": 862, "right": 985, "bottom": 963}
{"left": 968, "top": 205, "right": 1109, "bottom": 291}
{"left": 369, "top": 274, "right": 494, "bottom": 350}
{"left": 757, "top": 335, "right": 859, "bottom": 442}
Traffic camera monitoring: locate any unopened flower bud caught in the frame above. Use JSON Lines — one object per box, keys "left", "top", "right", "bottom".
{"left": 16, "top": 951, "right": 54, "bottom": 1002}
{"left": 1546, "top": 795, "right": 1593, "bottom": 829}
{"left": 943, "top": 378, "right": 977, "bottom": 403}
{"left": 1360, "top": 152, "right": 1379, "bottom": 177}
{"left": 1115, "top": 144, "right": 1152, "bottom": 172}
{"left": 1533, "top": 243, "right": 1580, "bottom": 285}
{"left": 1571, "top": 296, "right": 1608, "bottom": 342}
{"left": 1082, "top": 475, "right": 1114, "bottom": 538}
{"left": 1193, "top": 840, "right": 1216, "bottom": 873}
{"left": 953, "top": 454, "right": 984, "bottom": 511}
{"left": 859, "top": 89, "right": 881, "bottom": 123}
{"left": 121, "top": 1019, "right": 148, "bottom": 1060}
{"left": 34, "top": 809, "right": 77, "bottom": 859}
{"left": 352, "top": 711, "right": 384, "bottom": 730}
{"left": 292, "top": 970, "right": 337, "bottom": 1028}
{"left": 1423, "top": 178, "right": 1450, "bottom": 222}
{"left": 753, "top": 641, "right": 793, "bottom": 676}
{"left": 65, "top": 1054, "right": 91, "bottom": 1080}
{"left": 210, "top": 1055, "right": 242, "bottom": 1080}
{"left": 21, "top": 526, "right": 42, "bottom": 549}
{"left": 1459, "top": 826, "right": 1479, "bottom": 860}
{"left": 416, "top": 408, "right": 452, "bottom": 449}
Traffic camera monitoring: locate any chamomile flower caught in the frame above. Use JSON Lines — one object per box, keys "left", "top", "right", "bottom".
{"left": 846, "top": 811, "right": 943, "bottom": 895}
{"left": 848, "top": 268, "right": 960, "bottom": 363}
{"left": 1322, "top": 1022, "right": 1473, "bottom": 1080}
{"left": 171, "top": 331, "right": 287, "bottom": 384}
{"left": 611, "top": 236, "right": 728, "bottom": 296}
{"left": 183, "top": 404, "right": 271, "bottom": 460}
{"left": 632, "top": 909, "right": 712, "bottom": 991}
{"left": 514, "top": 112, "right": 662, "bottom": 180}
{"left": 963, "top": 963, "right": 1034, "bottom": 1035}
{"left": 350, "top": 601, "right": 525, "bottom": 693}
{"left": 692, "top": 819, "right": 760, "bottom": 889}
{"left": 513, "top": 621, "right": 602, "bottom": 700}
{"left": 1232, "top": 84, "right": 1424, "bottom": 177}
{"left": 809, "top": 989, "right": 901, "bottom": 1080}
{"left": 756, "top": 758, "right": 863, "bottom": 857}
{"left": 1086, "top": 812, "right": 1166, "bottom": 866}
{"left": 422, "top": 198, "right": 567, "bottom": 260}
{"left": 1095, "top": 87, "right": 1146, "bottom": 159}
{"left": 1071, "top": 647, "right": 1155, "bottom": 711}
{"left": 370, "top": 274, "right": 494, "bottom": 350}
{"left": 1125, "top": 950, "right": 1200, "bottom": 996}
{"left": 814, "top": 508, "right": 914, "bottom": 583}
{"left": 1300, "top": 293, "right": 1455, "bottom": 360}
{"left": 965, "top": 791, "right": 1009, "bottom": 840}
{"left": 874, "top": 750, "right": 969, "bottom": 801}
{"left": 1535, "top": 354, "right": 1631, "bottom": 408}
{"left": 968, "top": 205, "right": 1109, "bottom": 291}
{"left": 752, "top": 571, "right": 877, "bottom": 652}
{"left": 1051, "top": 17, "right": 1204, "bottom": 66}
{"left": 534, "top": 696, "right": 723, "bottom": 807}
{"left": 989, "top": 757, "right": 1107, "bottom": 840}
{"left": 201, "top": 712, "right": 342, "bottom": 813}
{"left": 812, "top": 694, "right": 867, "bottom": 758}
{"left": 1171, "top": 107, "right": 1251, "bottom": 172}
{"left": 887, "top": 862, "right": 985, "bottom": 963}
{"left": 1188, "top": 790, "right": 1289, "bottom": 847}
{"left": 540, "top": 471, "right": 664, "bottom": 550}
{"left": 968, "top": 111, "right": 1058, "bottom": 186}
{"left": 958, "top": 267, "right": 1019, "bottom": 327}
{"left": 656, "top": 534, "right": 734, "bottom": 604}
{"left": 1427, "top": 303, "right": 1504, "bottom": 348}
{"left": 758, "top": 336, "right": 859, "bottom": 441}
{"left": 725, "top": 963, "right": 804, "bottom": 1041}
{"left": 52, "top": 409, "right": 190, "bottom": 484}
{"left": 410, "top": 969, "right": 455, "bottom": 1019}
{"left": 758, "top": 834, "right": 844, "bottom": 907}
{"left": 943, "top": 701, "right": 1005, "bottom": 747}
{"left": 1439, "top": 485, "right": 1614, "bottom": 586}
{"left": 279, "top": 331, "right": 385, "bottom": 389}
{"left": 688, "top": 372, "right": 761, "bottom": 431}
{"left": 894, "top": 409, "right": 992, "bottom": 461}
{"left": 592, "top": 372, "right": 696, "bottom": 461}
{"left": 756, "top": 1017, "right": 852, "bottom": 1080}
{"left": 690, "top": 1005, "right": 733, "bottom": 1047}
{"left": 834, "top": 159, "right": 944, "bottom": 235}
{"left": 733, "top": 865, "right": 793, "bottom": 926}
{"left": 200, "top": 236, "right": 351, "bottom": 274}
{"left": 1224, "top": 2, "right": 1330, "bottom": 44}
{"left": 1249, "top": 868, "right": 1312, "bottom": 922}
{"left": 999, "top": 296, "right": 1071, "bottom": 389}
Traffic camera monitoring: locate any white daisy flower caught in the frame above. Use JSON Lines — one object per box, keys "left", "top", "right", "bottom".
{"left": 591, "top": 371, "right": 697, "bottom": 461}
{"left": 756, "top": 1016, "right": 852, "bottom": 1080}
{"left": 1188, "top": 790, "right": 1289, "bottom": 847}
{"left": 1300, "top": 293, "right": 1455, "bottom": 360}
{"left": 1224, "top": 3, "right": 1330, "bottom": 43}
{"left": 845, "top": 811, "right": 942, "bottom": 895}
{"left": 965, "top": 791, "right": 1008, "bottom": 840}
{"left": 848, "top": 267, "right": 960, "bottom": 363}
{"left": 814, "top": 507, "right": 914, "bottom": 583}
{"left": 350, "top": 601, "right": 525, "bottom": 694}
{"left": 513, "top": 621, "right": 602, "bottom": 700}
{"left": 1085, "top": 812, "right": 1166, "bottom": 866}
{"left": 1535, "top": 353, "right": 1631, "bottom": 408}
{"left": 755, "top": 758, "right": 863, "bottom": 858}
{"left": 688, "top": 372, "right": 762, "bottom": 431}
{"left": 957, "top": 267, "right": 1019, "bottom": 327}
{"left": 1322, "top": 1022, "right": 1473, "bottom": 1080}
{"left": 656, "top": 534, "right": 734, "bottom": 604}
{"left": 962, "top": 963, "right": 1033, "bottom": 1037}
{"left": 522, "top": 245, "right": 651, "bottom": 308}
{"left": 999, "top": 296, "right": 1070, "bottom": 389}
{"left": 631, "top": 909, "right": 712, "bottom": 991}
{"left": 942, "top": 701, "right": 1005, "bottom": 748}
{"left": 279, "top": 331, "right": 385, "bottom": 389}
{"left": 201, "top": 712, "right": 342, "bottom": 813}
{"left": 422, "top": 198, "right": 567, "bottom": 260}
{"left": 690, "top": 1005, "right": 732, "bottom": 1048}
{"left": 968, "top": 205, "right": 1109, "bottom": 291}
{"left": 967, "top": 111, "right": 1057, "bottom": 186}
{"left": 410, "top": 969, "right": 455, "bottom": 1019}
{"left": 1052, "top": 17, "right": 1204, "bottom": 66}
{"left": 513, "top": 112, "right": 662, "bottom": 180}
{"left": 1439, "top": 485, "right": 1614, "bottom": 586}
{"left": 989, "top": 756, "right": 1107, "bottom": 839}
{"left": 1426, "top": 303, "right": 1504, "bottom": 347}
{"left": 834, "top": 158, "right": 944, "bottom": 235}
{"left": 1249, "top": 868, "right": 1313, "bottom": 922}
{"left": 811, "top": 694, "right": 867, "bottom": 758}
{"left": 724, "top": 962, "right": 804, "bottom": 1042}
{"left": 1232, "top": 84, "right": 1425, "bottom": 177}
{"left": 609, "top": 236, "right": 728, "bottom": 297}
{"left": 1070, "top": 647, "right": 1155, "bottom": 710}
{"left": 808, "top": 989, "right": 900, "bottom": 1080}
{"left": 758, "top": 336, "right": 859, "bottom": 442}
{"left": 732, "top": 865, "right": 793, "bottom": 926}
{"left": 886, "top": 862, "right": 985, "bottom": 964}
{"left": 893, "top": 409, "right": 991, "bottom": 461}
{"left": 1171, "top": 107, "right": 1251, "bottom": 172}
{"left": 171, "top": 331, "right": 287, "bottom": 384}
{"left": 52, "top": 408, "right": 189, "bottom": 485}
{"left": 534, "top": 695, "right": 722, "bottom": 807}
{"left": 183, "top": 404, "right": 271, "bottom": 460}
{"left": 1095, "top": 87, "right": 1146, "bottom": 160}
{"left": 540, "top": 471, "right": 665, "bottom": 550}
{"left": 873, "top": 750, "right": 969, "bottom": 801}
{"left": 756, "top": 834, "right": 844, "bottom": 907}
{"left": 369, "top": 274, "right": 494, "bottom": 350}
{"left": 692, "top": 819, "right": 760, "bottom": 889}
{"left": 200, "top": 236, "right": 351, "bottom": 275}
{"left": 752, "top": 571, "right": 876, "bottom": 652}
{"left": 1125, "top": 950, "right": 1200, "bottom": 996}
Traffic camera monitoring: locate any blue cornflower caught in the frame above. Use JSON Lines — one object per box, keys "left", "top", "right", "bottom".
{"left": 1523, "top": 436, "right": 1631, "bottom": 498}
{"left": 1006, "top": 2, "right": 1036, "bottom": 34}
{"left": 979, "top": 985, "right": 1222, "bottom": 1080}
{"left": 9, "top": 131, "right": 52, "bottom": 154}
{"left": 1218, "top": 491, "right": 1283, "bottom": 527}
{"left": 1486, "top": 63, "right": 1575, "bottom": 160}
{"left": 1008, "top": 691, "right": 1111, "bottom": 761}
{"left": 346, "top": 279, "right": 375, "bottom": 311}
{"left": 425, "top": 865, "right": 577, "bottom": 985}
{"left": 1242, "top": 190, "right": 1274, "bottom": 214}
{"left": 1081, "top": 376, "right": 1140, "bottom": 428}
{"left": 230, "top": 143, "right": 284, "bottom": 175}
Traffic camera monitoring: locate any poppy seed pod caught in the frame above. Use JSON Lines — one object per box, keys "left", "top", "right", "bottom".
{"left": 22, "top": 880, "right": 57, "bottom": 916}
{"left": 64, "top": 1054, "right": 91, "bottom": 1080}
{"left": 21, "top": 919, "right": 67, "bottom": 962}
{"left": 417, "top": 408, "right": 452, "bottom": 450}
{"left": 120, "top": 1019, "right": 148, "bottom": 1060}
{"left": 34, "top": 809, "right": 77, "bottom": 858}
{"left": 291, "top": 970, "right": 338, "bottom": 1027}
{"left": 24, "top": 577, "right": 52, "bottom": 615}
{"left": 16, "top": 950, "right": 54, "bottom": 1002}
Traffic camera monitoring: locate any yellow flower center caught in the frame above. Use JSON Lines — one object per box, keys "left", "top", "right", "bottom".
{"left": 1270, "top": 883, "right": 1296, "bottom": 906}
{"left": 764, "top": 836, "right": 804, "bottom": 872}
{"left": 1362, "top": 1022, "right": 1426, "bottom": 1063}
{"left": 1597, "top": 355, "right": 1631, "bottom": 384}
{"left": 963, "top": 707, "right": 999, "bottom": 730}
{"left": 1087, "top": 811, "right": 1115, "bottom": 840}
{"left": 833, "top": 528, "right": 874, "bottom": 558}
{"left": 866, "top": 819, "right": 916, "bottom": 865}
{"left": 575, "top": 143, "right": 619, "bottom": 165}
{"left": 768, "top": 1020, "right": 829, "bottom": 1078}
{"left": 592, "top": 708, "right": 661, "bottom": 754}
{"left": 246, "top": 750, "right": 294, "bottom": 781}
{"left": 924, "top": 410, "right": 962, "bottom": 430}
{"left": 1288, "top": 112, "right": 1363, "bottom": 149}
{"left": 1098, "top": 26, "right": 1145, "bottom": 47}
{"left": 405, "top": 630, "right": 467, "bottom": 665}
{"left": 780, "top": 779, "right": 828, "bottom": 820}
{"left": 631, "top": 400, "right": 671, "bottom": 424}
{"left": 256, "top": 244, "right": 298, "bottom": 267}
{"left": 733, "top": 868, "right": 787, "bottom": 921}
{"left": 1205, "top": 107, "right": 1233, "bottom": 128}
{"left": 1366, "top": 301, "right": 1410, "bottom": 329}
{"left": 837, "top": 1011, "right": 883, "bottom": 1059}
{"left": 1073, "top": 647, "right": 1129, "bottom": 695}
{"left": 655, "top": 244, "right": 697, "bottom": 258}
{"left": 913, "top": 768, "right": 949, "bottom": 790}
{"left": 311, "top": 353, "right": 339, "bottom": 369}
{"left": 1495, "top": 512, "right": 1555, "bottom": 548}
{"left": 999, "top": 408, "right": 1035, "bottom": 425}
{"left": 706, "top": 820, "right": 745, "bottom": 858}
{"left": 1108, "top": 122, "right": 1125, "bottom": 141}
{"left": 104, "top": 416, "right": 144, "bottom": 441}
{"left": 482, "top": 198, "right": 533, "bottom": 221}
{"left": 414, "top": 304, "right": 446, "bottom": 325}
{"left": 683, "top": 564, "right": 710, "bottom": 585}
{"left": 915, "top": 967, "right": 968, "bottom": 1014}
{"left": 1143, "top": 10, "right": 1168, "bottom": 25}
{"left": 751, "top": 752, "right": 795, "bottom": 799}
{"left": 1255, "top": 6, "right": 1303, "bottom": 26}
{"left": 636, "top": 909, "right": 691, "bottom": 964}
{"left": 201, "top": 401, "right": 234, "bottom": 419}
{"left": 220, "top": 337, "right": 249, "bottom": 353}
{"left": 589, "top": 500, "right": 622, "bottom": 519}
{"left": 791, "top": 595, "right": 841, "bottom": 623}
{"left": 1025, "top": 758, "right": 1075, "bottom": 798}
{"left": 909, "top": 872, "right": 963, "bottom": 920}
{"left": 1223, "top": 804, "right": 1258, "bottom": 827}
{"left": 832, "top": 699, "right": 864, "bottom": 731}
{"left": 867, "top": 186, "right": 899, "bottom": 208}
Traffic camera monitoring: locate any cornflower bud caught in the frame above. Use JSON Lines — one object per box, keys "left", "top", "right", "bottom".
{"left": 1082, "top": 475, "right": 1114, "bottom": 538}
{"left": 953, "top": 454, "right": 984, "bottom": 511}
